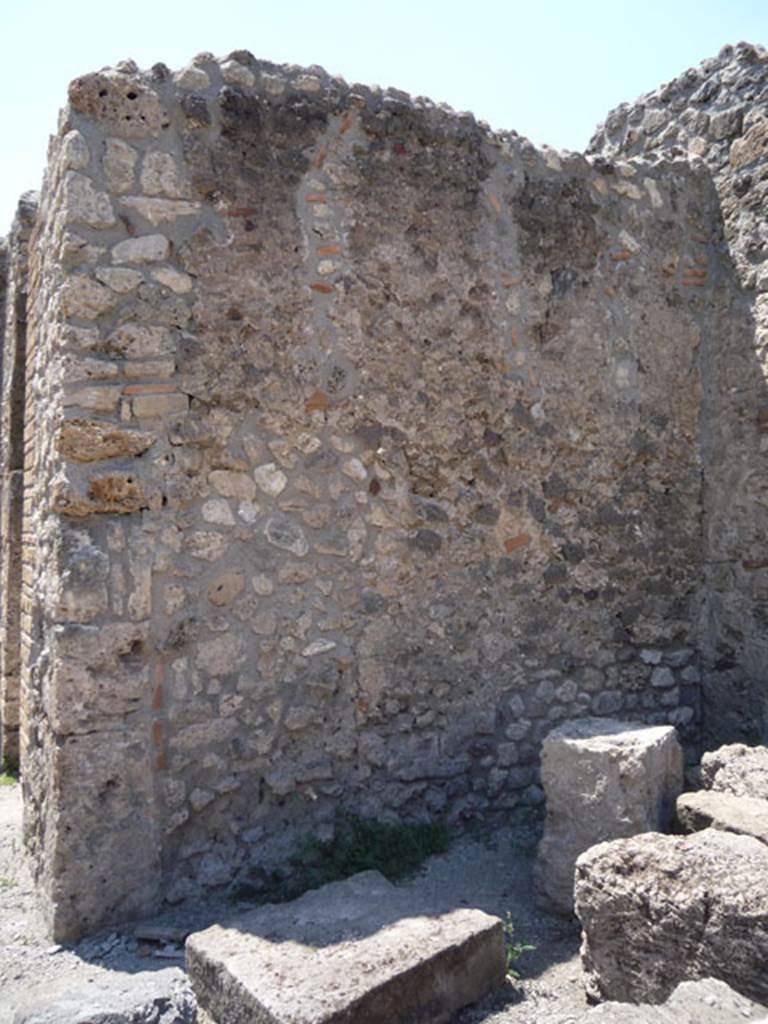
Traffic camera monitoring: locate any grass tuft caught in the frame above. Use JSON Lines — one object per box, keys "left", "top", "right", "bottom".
{"left": 232, "top": 814, "right": 450, "bottom": 905}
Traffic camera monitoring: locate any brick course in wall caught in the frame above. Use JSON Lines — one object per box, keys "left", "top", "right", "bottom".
{"left": 0, "top": 45, "right": 764, "bottom": 939}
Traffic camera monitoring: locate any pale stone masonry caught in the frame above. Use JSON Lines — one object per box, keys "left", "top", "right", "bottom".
{"left": 0, "top": 43, "right": 766, "bottom": 939}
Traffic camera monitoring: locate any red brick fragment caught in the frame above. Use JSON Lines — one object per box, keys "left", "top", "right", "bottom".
{"left": 318, "top": 244, "right": 342, "bottom": 256}
{"left": 610, "top": 250, "right": 632, "bottom": 262}
{"left": 310, "top": 282, "right": 335, "bottom": 294}
{"left": 504, "top": 533, "right": 531, "bottom": 554}
{"left": 305, "top": 389, "right": 331, "bottom": 413}
{"left": 221, "top": 207, "right": 258, "bottom": 217}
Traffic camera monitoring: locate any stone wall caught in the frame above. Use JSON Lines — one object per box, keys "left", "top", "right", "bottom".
{"left": 0, "top": 46, "right": 762, "bottom": 939}
{"left": 589, "top": 41, "right": 768, "bottom": 745}
{"left": 0, "top": 193, "right": 37, "bottom": 769}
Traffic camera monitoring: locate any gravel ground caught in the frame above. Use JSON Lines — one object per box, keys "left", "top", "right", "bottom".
{"left": 0, "top": 782, "right": 586, "bottom": 1024}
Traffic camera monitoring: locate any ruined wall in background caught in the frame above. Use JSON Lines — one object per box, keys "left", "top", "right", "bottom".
{"left": 0, "top": 193, "right": 37, "bottom": 769}
{"left": 590, "top": 41, "right": 768, "bottom": 746}
{"left": 4, "top": 45, "right": 760, "bottom": 940}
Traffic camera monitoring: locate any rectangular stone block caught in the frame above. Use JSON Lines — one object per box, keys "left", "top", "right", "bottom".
{"left": 677, "top": 789, "right": 768, "bottom": 846}
{"left": 534, "top": 718, "right": 683, "bottom": 915}
{"left": 186, "top": 870, "right": 505, "bottom": 1024}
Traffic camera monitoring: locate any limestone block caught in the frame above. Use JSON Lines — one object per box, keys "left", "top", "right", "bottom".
{"left": 10, "top": 968, "right": 196, "bottom": 1024}
{"left": 103, "top": 138, "right": 138, "bottom": 193}
{"left": 60, "top": 129, "right": 90, "bottom": 171}
{"left": 59, "top": 275, "right": 117, "bottom": 319}
{"left": 578, "top": 978, "right": 768, "bottom": 1024}
{"left": 677, "top": 789, "right": 768, "bottom": 846}
{"left": 209, "top": 470, "right": 256, "bottom": 501}
{"left": 186, "top": 871, "right": 505, "bottom": 1024}
{"left": 60, "top": 171, "right": 116, "bottom": 228}
{"left": 68, "top": 72, "right": 164, "bottom": 138}
{"left": 57, "top": 418, "right": 155, "bottom": 462}
{"left": 95, "top": 266, "right": 143, "bottom": 293}
{"left": 111, "top": 234, "right": 170, "bottom": 263}
{"left": 140, "top": 151, "right": 188, "bottom": 197}
{"left": 53, "top": 472, "right": 150, "bottom": 517}
{"left": 42, "top": 729, "right": 161, "bottom": 940}
{"left": 121, "top": 196, "right": 200, "bottom": 225}
{"left": 575, "top": 829, "right": 768, "bottom": 1005}
{"left": 534, "top": 718, "right": 683, "bottom": 915}
{"left": 700, "top": 743, "right": 768, "bottom": 800}
{"left": 730, "top": 117, "right": 768, "bottom": 169}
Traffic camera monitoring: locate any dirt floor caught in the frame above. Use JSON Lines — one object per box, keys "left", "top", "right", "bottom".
{"left": 0, "top": 781, "right": 587, "bottom": 1024}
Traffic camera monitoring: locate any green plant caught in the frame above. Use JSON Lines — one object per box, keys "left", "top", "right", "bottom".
{"left": 0, "top": 771, "right": 17, "bottom": 787}
{"left": 232, "top": 814, "right": 451, "bottom": 905}
{"left": 502, "top": 912, "right": 535, "bottom": 978}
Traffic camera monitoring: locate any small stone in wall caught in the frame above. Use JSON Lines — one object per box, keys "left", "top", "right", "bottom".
{"left": 207, "top": 571, "right": 245, "bottom": 607}
{"left": 152, "top": 266, "right": 193, "bottom": 293}
{"left": 210, "top": 470, "right": 257, "bottom": 501}
{"left": 221, "top": 60, "right": 256, "bottom": 87}
{"left": 120, "top": 196, "right": 200, "bottom": 225}
{"left": 103, "top": 138, "right": 137, "bottom": 193}
{"left": 141, "top": 151, "right": 188, "bottom": 197}
{"left": 253, "top": 463, "right": 287, "bottom": 497}
{"left": 302, "top": 639, "right": 337, "bottom": 657}
{"left": 112, "top": 234, "right": 170, "bottom": 264}
{"left": 61, "top": 172, "right": 116, "bottom": 229}
{"left": 265, "top": 515, "right": 309, "bottom": 557}
{"left": 186, "top": 531, "right": 229, "bottom": 561}
{"left": 95, "top": 267, "right": 144, "bottom": 293}
{"left": 342, "top": 457, "right": 367, "bottom": 481}
{"left": 61, "top": 130, "right": 90, "bottom": 170}
{"left": 238, "top": 501, "right": 260, "bottom": 524}
{"left": 251, "top": 574, "right": 274, "bottom": 596}
{"left": 60, "top": 275, "right": 117, "bottom": 319}
{"left": 202, "top": 499, "right": 235, "bottom": 526}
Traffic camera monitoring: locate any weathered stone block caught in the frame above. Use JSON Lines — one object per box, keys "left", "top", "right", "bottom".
{"left": 186, "top": 871, "right": 505, "bottom": 1024}
{"left": 575, "top": 829, "right": 768, "bottom": 1005}
{"left": 677, "top": 789, "right": 768, "bottom": 846}
{"left": 700, "top": 743, "right": 768, "bottom": 800}
{"left": 57, "top": 418, "right": 155, "bottom": 462}
{"left": 534, "top": 718, "right": 683, "bottom": 914}
{"left": 10, "top": 968, "right": 195, "bottom": 1024}
{"left": 578, "top": 978, "right": 768, "bottom": 1024}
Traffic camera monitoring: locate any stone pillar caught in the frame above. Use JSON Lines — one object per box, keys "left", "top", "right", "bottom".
{"left": 534, "top": 717, "right": 683, "bottom": 915}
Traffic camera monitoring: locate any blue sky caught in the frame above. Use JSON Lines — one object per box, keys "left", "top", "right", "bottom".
{"left": 2, "top": 0, "right": 767, "bottom": 232}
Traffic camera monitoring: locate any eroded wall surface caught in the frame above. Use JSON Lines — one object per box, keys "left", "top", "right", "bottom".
{"left": 0, "top": 193, "right": 37, "bottom": 769}
{"left": 590, "top": 41, "right": 768, "bottom": 745}
{"left": 6, "top": 50, "right": 751, "bottom": 938}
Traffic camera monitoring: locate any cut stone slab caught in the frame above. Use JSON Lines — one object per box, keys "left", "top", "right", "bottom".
{"left": 677, "top": 789, "right": 768, "bottom": 846}
{"left": 574, "top": 828, "right": 768, "bottom": 1005}
{"left": 186, "top": 870, "right": 506, "bottom": 1024}
{"left": 579, "top": 977, "right": 768, "bottom": 1024}
{"left": 10, "top": 968, "right": 196, "bottom": 1024}
{"left": 700, "top": 743, "right": 768, "bottom": 800}
{"left": 534, "top": 718, "right": 683, "bottom": 915}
